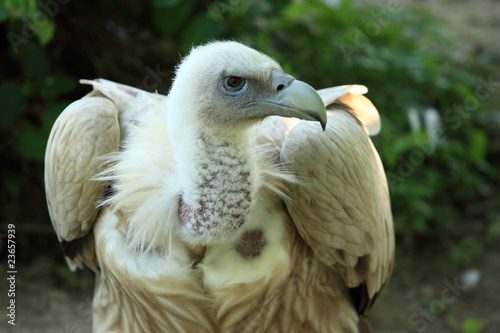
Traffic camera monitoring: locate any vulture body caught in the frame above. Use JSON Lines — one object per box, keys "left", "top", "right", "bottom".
{"left": 45, "top": 41, "right": 394, "bottom": 333}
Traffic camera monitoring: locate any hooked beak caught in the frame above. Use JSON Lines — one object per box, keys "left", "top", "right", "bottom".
{"left": 246, "top": 70, "right": 327, "bottom": 130}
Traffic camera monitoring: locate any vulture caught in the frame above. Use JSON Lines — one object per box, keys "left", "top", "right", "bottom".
{"left": 45, "top": 41, "right": 394, "bottom": 333}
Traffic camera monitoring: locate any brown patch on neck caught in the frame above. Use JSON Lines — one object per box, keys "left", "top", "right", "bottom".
{"left": 236, "top": 229, "right": 266, "bottom": 259}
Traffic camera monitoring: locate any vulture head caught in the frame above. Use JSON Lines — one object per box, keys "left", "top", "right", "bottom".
{"left": 167, "top": 41, "right": 326, "bottom": 133}
{"left": 166, "top": 41, "right": 327, "bottom": 246}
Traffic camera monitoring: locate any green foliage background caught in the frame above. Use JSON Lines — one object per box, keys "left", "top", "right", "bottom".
{"left": 1, "top": 0, "right": 499, "bottom": 265}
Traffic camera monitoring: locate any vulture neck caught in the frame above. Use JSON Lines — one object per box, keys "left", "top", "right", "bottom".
{"left": 173, "top": 122, "right": 259, "bottom": 243}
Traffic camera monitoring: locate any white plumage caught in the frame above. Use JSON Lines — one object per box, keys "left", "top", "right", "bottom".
{"left": 45, "top": 41, "right": 394, "bottom": 332}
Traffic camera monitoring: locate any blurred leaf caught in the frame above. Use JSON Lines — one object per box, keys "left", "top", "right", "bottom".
{"left": 451, "top": 236, "right": 482, "bottom": 265}
{"left": 152, "top": 0, "right": 196, "bottom": 36}
{"left": 180, "top": 14, "right": 228, "bottom": 48}
{"left": 487, "top": 216, "right": 500, "bottom": 242}
{"left": 32, "top": 17, "right": 55, "bottom": 45}
{"left": 16, "top": 42, "right": 49, "bottom": 84}
{"left": 0, "top": 82, "right": 27, "bottom": 126}
{"left": 4, "top": 178, "right": 21, "bottom": 196}
{"left": 16, "top": 123, "right": 48, "bottom": 161}
{"left": 41, "top": 75, "right": 77, "bottom": 100}
{"left": 462, "top": 319, "right": 483, "bottom": 333}
{"left": 447, "top": 316, "right": 460, "bottom": 328}
{"left": 0, "top": 9, "right": 8, "bottom": 22}
{"left": 467, "top": 128, "right": 487, "bottom": 164}
{"left": 281, "top": 1, "right": 329, "bottom": 21}
{"left": 3, "top": 0, "right": 37, "bottom": 17}
{"left": 382, "top": 132, "right": 428, "bottom": 168}
{"left": 207, "top": 0, "right": 253, "bottom": 22}
{"left": 24, "top": 256, "right": 80, "bottom": 288}
{"left": 154, "top": 0, "right": 183, "bottom": 6}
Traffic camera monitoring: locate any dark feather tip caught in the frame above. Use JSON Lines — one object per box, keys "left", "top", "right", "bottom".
{"left": 59, "top": 237, "right": 86, "bottom": 259}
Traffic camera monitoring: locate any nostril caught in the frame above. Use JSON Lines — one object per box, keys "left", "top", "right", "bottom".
{"left": 271, "top": 70, "right": 295, "bottom": 92}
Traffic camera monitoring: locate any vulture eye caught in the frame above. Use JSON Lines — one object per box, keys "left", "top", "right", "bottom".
{"left": 223, "top": 76, "right": 246, "bottom": 92}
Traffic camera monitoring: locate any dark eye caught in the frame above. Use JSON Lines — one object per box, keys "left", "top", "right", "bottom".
{"left": 223, "top": 76, "right": 246, "bottom": 92}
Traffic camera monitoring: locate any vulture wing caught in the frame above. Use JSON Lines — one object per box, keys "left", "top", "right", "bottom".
{"left": 280, "top": 85, "right": 394, "bottom": 313}
{"left": 44, "top": 79, "right": 164, "bottom": 270}
{"left": 317, "top": 85, "right": 381, "bottom": 136}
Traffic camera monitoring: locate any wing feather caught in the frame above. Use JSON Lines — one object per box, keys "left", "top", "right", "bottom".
{"left": 45, "top": 79, "right": 166, "bottom": 270}
{"left": 317, "top": 85, "right": 381, "bottom": 136}
{"left": 280, "top": 97, "right": 394, "bottom": 313}
{"left": 45, "top": 96, "right": 120, "bottom": 270}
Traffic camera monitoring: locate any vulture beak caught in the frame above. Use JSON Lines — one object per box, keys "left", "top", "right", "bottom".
{"left": 249, "top": 70, "right": 327, "bottom": 130}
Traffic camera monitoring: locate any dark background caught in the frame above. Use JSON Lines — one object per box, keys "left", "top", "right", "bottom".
{"left": 0, "top": 0, "right": 499, "bottom": 331}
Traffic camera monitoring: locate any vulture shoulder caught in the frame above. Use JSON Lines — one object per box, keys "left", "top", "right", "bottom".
{"left": 44, "top": 79, "right": 164, "bottom": 270}
{"left": 280, "top": 85, "right": 394, "bottom": 313}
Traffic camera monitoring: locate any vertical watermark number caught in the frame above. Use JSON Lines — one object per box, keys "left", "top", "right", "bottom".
{"left": 6, "top": 224, "right": 16, "bottom": 326}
